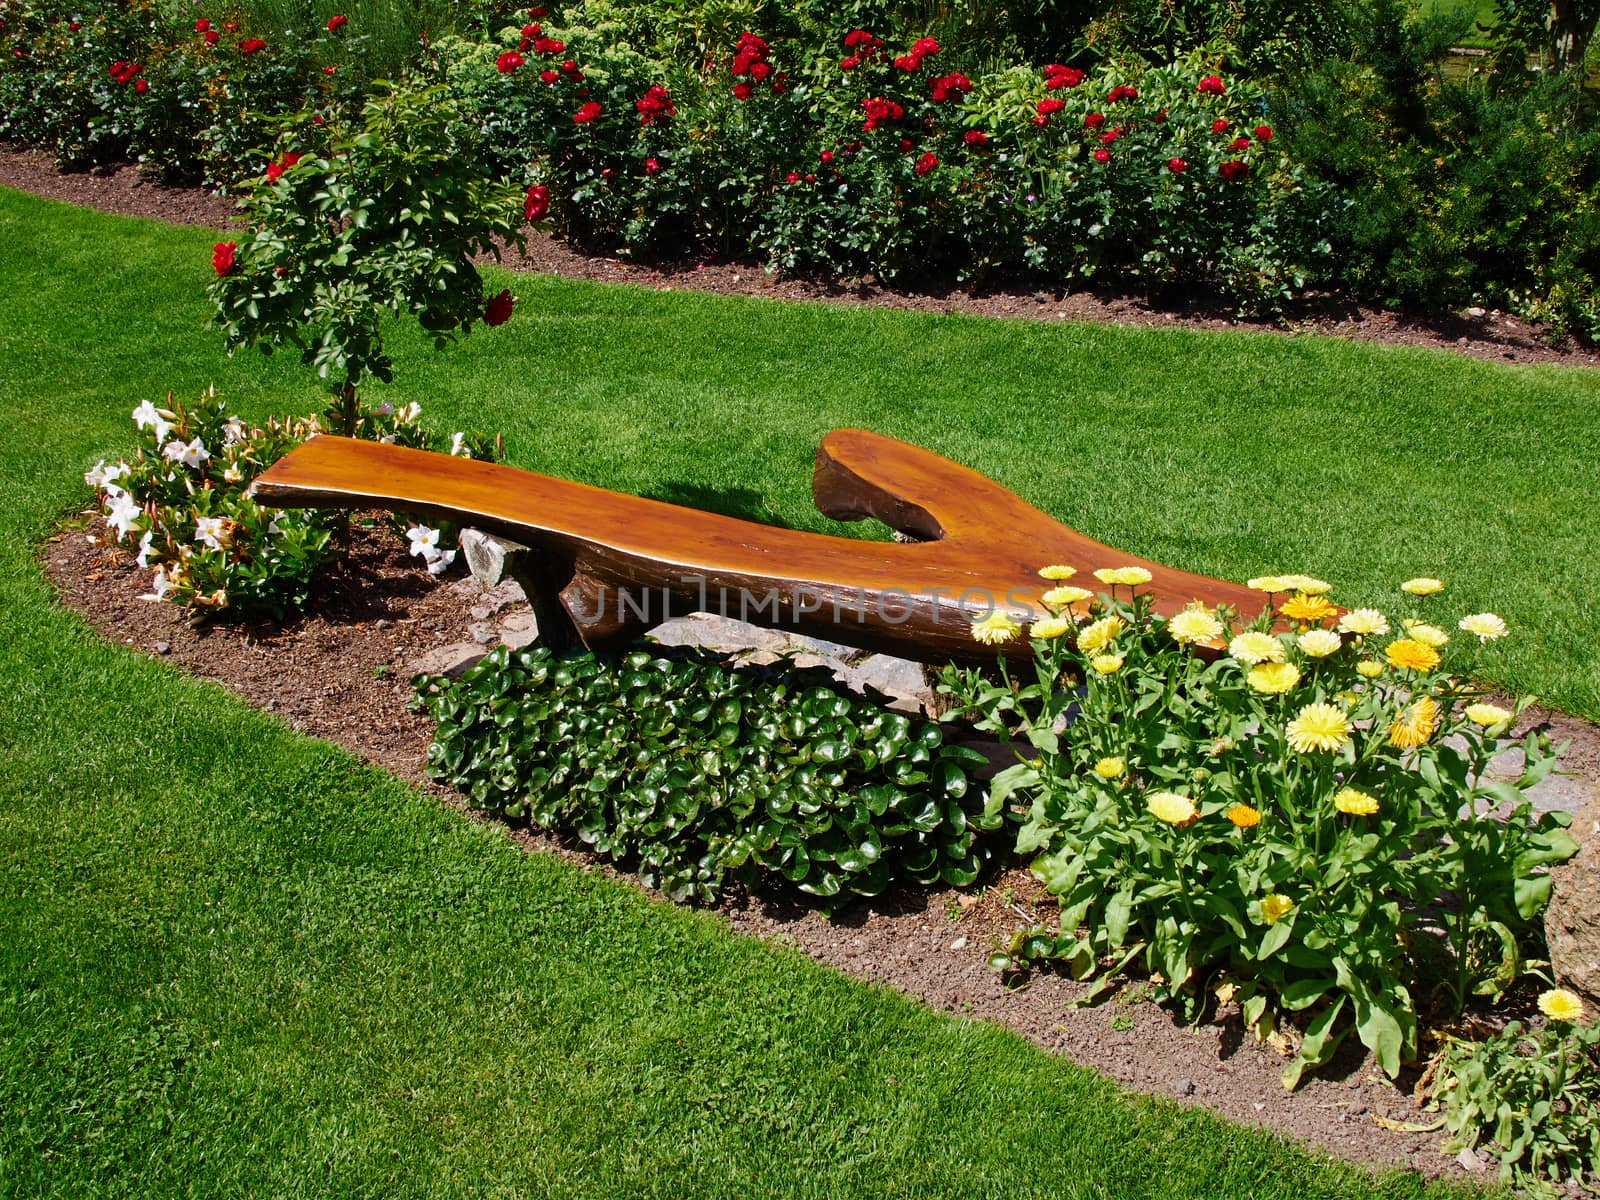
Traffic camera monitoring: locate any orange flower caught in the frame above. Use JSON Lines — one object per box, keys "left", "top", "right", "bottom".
{"left": 1388, "top": 696, "right": 1438, "bottom": 749}
{"left": 1280, "top": 592, "right": 1335, "bottom": 624}
{"left": 1226, "top": 804, "right": 1262, "bottom": 828}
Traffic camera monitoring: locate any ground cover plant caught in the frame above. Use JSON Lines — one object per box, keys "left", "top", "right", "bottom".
{"left": 0, "top": 187, "right": 1509, "bottom": 1199}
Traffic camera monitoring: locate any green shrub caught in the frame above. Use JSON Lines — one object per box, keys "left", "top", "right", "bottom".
{"left": 941, "top": 569, "right": 1578, "bottom": 1088}
{"left": 414, "top": 645, "right": 1000, "bottom": 905}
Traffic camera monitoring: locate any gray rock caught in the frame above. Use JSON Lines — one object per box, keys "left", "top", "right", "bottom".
{"left": 1174, "top": 1079, "right": 1196, "bottom": 1098}
{"left": 459, "top": 528, "right": 524, "bottom": 588}
{"left": 649, "top": 612, "right": 790, "bottom": 654}
{"left": 498, "top": 609, "right": 539, "bottom": 650}
{"left": 467, "top": 621, "right": 496, "bottom": 645}
{"left": 408, "top": 642, "right": 486, "bottom": 679}
{"left": 1547, "top": 782, "right": 1600, "bottom": 1011}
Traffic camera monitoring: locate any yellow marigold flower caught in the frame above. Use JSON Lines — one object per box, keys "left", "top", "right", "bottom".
{"left": 1146, "top": 791, "right": 1197, "bottom": 826}
{"left": 1333, "top": 787, "right": 1379, "bottom": 816}
{"left": 1280, "top": 592, "right": 1336, "bottom": 624}
{"left": 1356, "top": 659, "right": 1384, "bottom": 679}
{"left": 971, "top": 610, "right": 1022, "bottom": 645}
{"left": 1038, "top": 564, "right": 1077, "bottom": 580}
{"left": 1168, "top": 604, "right": 1224, "bottom": 645}
{"left": 1093, "top": 756, "right": 1125, "bottom": 780}
{"left": 1297, "top": 629, "right": 1342, "bottom": 658}
{"left": 1401, "top": 577, "right": 1445, "bottom": 596}
{"left": 1465, "top": 702, "right": 1512, "bottom": 728}
{"left": 1459, "top": 612, "right": 1508, "bottom": 642}
{"left": 1247, "top": 575, "right": 1289, "bottom": 593}
{"left": 1076, "top": 614, "right": 1125, "bottom": 655}
{"left": 1338, "top": 608, "right": 1390, "bottom": 637}
{"left": 1229, "top": 631, "right": 1285, "bottom": 664}
{"left": 1388, "top": 696, "right": 1438, "bottom": 749}
{"left": 1247, "top": 662, "right": 1301, "bottom": 695}
{"left": 1404, "top": 621, "right": 1450, "bottom": 648}
{"left": 1286, "top": 702, "right": 1352, "bottom": 754}
{"left": 1094, "top": 566, "right": 1153, "bottom": 587}
{"left": 1090, "top": 654, "right": 1125, "bottom": 674}
{"left": 1042, "top": 585, "right": 1093, "bottom": 608}
{"left": 1260, "top": 894, "right": 1295, "bottom": 925}
{"left": 1278, "top": 574, "right": 1332, "bottom": 595}
{"left": 1385, "top": 638, "right": 1440, "bottom": 672}
{"left": 1539, "top": 988, "right": 1584, "bottom": 1023}
{"left": 1226, "top": 803, "right": 1261, "bottom": 828}
{"left": 1030, "top": 614, "right": 1072, "bottom": 640}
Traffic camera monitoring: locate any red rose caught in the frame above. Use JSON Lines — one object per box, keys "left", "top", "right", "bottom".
{"left": 533, "top": 36, "right": 564, "bottom": 53}
{"left": 819, "top": 150, "right": 833, "bottom": 164}
{"left": 211, "top": 242, "right": 237, "bottom": 276}
{"left": 1211, "top": 118, "right": 1229, "bottom": 133}
{"left": 323, "top": 65, "right": 335, "bottom": 75}
{"left": 732, "top": 81, "right": 752, "bottom": 100}
{"left": 1044, "top": 65, "right": 1084, "bottom": 90}
{"left": 893, "top": 54, "right": 920, "bottom": 72}
{"left": 573, "top": 100, "right": 601, "bottom": 123}
{"left": 326, "top": 14, "right": 347, "bottom": 32}
{"left": 1254, "top": 124, "right": 1272, "bottom": 141}
{"left": 484, "top": 289, "right": 514, "bottom": 327}
{"left": 1197, "top": 74, "right": 1225, "bottom": 95}
{"left": 804, "top": 173, "right": 816, "bottom": 182}
{"left": 771, "top": 72, "right": 788, "bottom": 95}
{"left": 69, "top": 21, "right": 80, "bottom": 30}
{"left": 225, "top": 21, "right": 238, "bottom": 31}
{"left": 1100, "top": 127, "right": 1120, "bottom": 145}
{"left": 1084, "top": 111, "right": 1104, "bottom": 128}
{"left": 239, "top": 38, "right": 267, "bottom": 55}
{"left": 1036, "top": 98, "right": 1065, "bottom": 116}
{"left": 1152, "top": 107, "right": 1167, "bottom": 123}
{"left": 529, "top": 6, "right": 548, "bottom": 15}
{"left": 1093, "top": 148, "right": 1110, "bottom": 162}
{"left": 644, "top": 158, "right": 660, "bottom": 175}
{"left": 750, "top": 60, "right": 770, "bottom": 81}
{"left": 840, "top": 55, "right": 859, "bottom": 70}
{"left": 524, "top": 183, "right": 550, "bottom": 221}
{"left": 266, "top": 161, "right": 284, "bottom": 182}
{"left": 194, "top": 18, "right": 211, "bottom": 31}
{"left": 1229, "top": 136, "right": 1249, "bottom": 150}
{"left": 929, "top": 71, "right": 971, "bottom": 103}
{"left": 1219, "top": 159, "right": 1249, "bottom": 181}
{"left": 914, "top": 151, "right": 937, "bottom": 176}
{"left": 784, "top": 171, "right": 801, "bottom": 184}
{"left": 1106, "top": 84, "right": 1137, "bottom": 102}
{"left": 521, "top": 23, "right": 540, "bottom": 37}
{"left": 963, "top": 129, "right": 989, "bottom": 147}
{"left": 1167, "top": 157, "right": 1187, "bottom": 173}
{"left": 496, "top": 51, "right": 524, "bottom": 72}
{"left": 1031, "top": 115, "right": 1048, "bottom": 127}
{"left": 911, "top": 37, "right": 938, "bottom": 57}
{"left": 539, "top": 69, "right": 557, "bottom": 83}
{"left": 134, "top": 78, "right": 149, "bottom": 94}
{"left": 204, "top": 30, "right": 219, "bottom": 44}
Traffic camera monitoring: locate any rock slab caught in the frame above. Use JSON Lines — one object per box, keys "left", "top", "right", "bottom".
{"left": 1546, "top": 781, "right": 1600, "bottom": 1010}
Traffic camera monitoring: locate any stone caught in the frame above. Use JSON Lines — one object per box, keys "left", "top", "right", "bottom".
{"left": 648, "top": 612, "right": 790, "bottom": 654}
{"left": 1174, "top": 1079, "right": 1196, "bottom": 1098}
{"left": 498, "top": 609, "right": 539, "bottom": 650}
{"left": 407, "top": 641, "right": 486, "bottom": 679}
{"left": 467, "top": 621, "right": 495, "bottom": 645}
{"left": 1547, "top": 782, "right": 1600, "bottom": 1010}
{"left": 459, "top": 528, "right": 524, "bottom": 588}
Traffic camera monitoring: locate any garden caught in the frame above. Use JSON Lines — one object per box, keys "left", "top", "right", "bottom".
{"left": 4, "top": 0, "right": 1600, "bottom": 1194}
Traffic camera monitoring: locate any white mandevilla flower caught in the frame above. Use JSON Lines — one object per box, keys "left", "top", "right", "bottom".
{"left": 221, "top": 417, "right": 248, "bottom": 445}
{"left": 136, "top": 530, "right": 156, "bottom": 568}
{"left": 450, "top": 432, "right": 469, "bottom": 457}
{"left": 141, "top": 563, "right": 181, "bottom": 601}
{"left": 104, "top": 490, "right": 141, "bottom": 539}
{"left": 426, "top": 548, "right": 457, "bottom": 576}
{"left": 84, "top": 459, "right": 111, "bottom": 489}
{"left": 397, "top": 402, "right": 422, "bottom": 424}
{"left": 131, "top": 399, "right": 174, "bottom": 442}
{"left": 163, "top": 437, "right": 210, "bottom": 469}
{"left": 407, "top": 525, "right": 442, "bottom": 556}
{"left": 223, "top": 463, "right": 244, "bottom": 484}
{"left": 194, "top": 516, "right": 231, "bottom": 551}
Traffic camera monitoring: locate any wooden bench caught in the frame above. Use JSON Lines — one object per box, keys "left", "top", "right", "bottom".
{"left": 248, "top": 428, "right": 1269, "bottom": 666}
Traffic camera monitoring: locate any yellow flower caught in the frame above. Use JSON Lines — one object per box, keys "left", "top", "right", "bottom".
{"left": 1168, "top": 604, "right": 1224, "bottom": 645}
{"left": 1338, "top": 608, "right": 1390, "bottom": 637}
{"left": 1388, "top": 696, "right": 1438, "bottom": 749}
{"left": 1090, "top": 654, "right": 1125, "bottom": 675}
{"left": 1333, "top": 787, "right": 1379, "bottom": 816}
{"left": 1247, "top": 575, "right": 1289, "bottom": 593}
{"left": 1229, "top": 631, "right": 1286, "bottom": 664}
{"left": 1539, "top": 988, "right": 1585, "bottom": 1022}
{"left": 1260, "top": 894, "right": 1295, "bottom": 925}
{"left": 1278, "top": 574, "right": 1332, "bottom": 595}
{"left": 1459, "top": 612, "right": 1508, "bottom": 642}
{"left": 1401, "top": 577, "right": 1445, "bottom": 596}
{"left": 1147, "top": 791, "right": 1197, "bottom": 825}
{"left": 1385, "top": 638, "right": 1441, "bottom": 672}
{"left": 1038, "top": 564, "right": 1078, "bottom": 580}
{"left": 1297, "top": 629, "right": 1342, "bottom": 658}
{"left": 1404, "top": 621, "right": 1450, "bottom": 648}
{"left": 1356, "top": 660, "right": 1384, "bottom": 679}
{"left": 1280, "top": 592, "right": 1336, "bottom": 624}
{"left": 1226, "top": 803, "right": 1261, "bottom": 828}
{"left": 1093, "top": 756, "right": 1125, "bottom": 780}
{"left": 1247, "top": 662, "right": 1301, "bottom": 695}
{"left": 1094, "top": 566, "right": 1153, "bottom": 587}
{"left": 1042, "top": 585, "right": 1094, "bottom": 608}
{"left": 1030, "top": 614, "right": 1072, "bottom": 640}
{"left": 1076, "top": 614, "right": 1125, "bottom": 655}
{"left": 1286, "top": 702, "right": 1352, "bottom": 754}
{"left": 971, "top": 610, "right": 1022, "bottom": 645}
{"left": 1465, "top": 702, "right": 1512, "bottom": 728}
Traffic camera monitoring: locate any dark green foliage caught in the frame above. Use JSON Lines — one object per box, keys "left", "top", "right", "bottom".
{"left": 415, "top": 645, "right": 1000, "bottom": 904}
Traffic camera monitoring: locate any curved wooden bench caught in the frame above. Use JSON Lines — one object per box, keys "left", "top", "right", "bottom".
{"left": 248, "top": 428, "right": 1269, "bottom": 665}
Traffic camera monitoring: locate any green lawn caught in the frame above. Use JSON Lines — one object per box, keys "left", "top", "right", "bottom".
{"left": 3, "top": 183, "right": 1586, "bottom": 1197}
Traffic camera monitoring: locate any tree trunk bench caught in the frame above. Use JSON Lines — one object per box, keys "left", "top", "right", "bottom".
{"left": 248, "top": 428, "right": 1269, "bottom": 666}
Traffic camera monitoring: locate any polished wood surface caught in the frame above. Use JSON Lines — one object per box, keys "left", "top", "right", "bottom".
{"left": 248, "top": 429, "right": 1270, "bottom": 665}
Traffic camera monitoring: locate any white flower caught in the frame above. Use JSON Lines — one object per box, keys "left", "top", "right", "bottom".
{"left": 131, "top": 400, "right": 173, "bottom": 442}
{"left": 87, "top": 460, "right": 131, "bottom": 493}
{"left": 449, "top": 432, "right": 469, "bottom": 457}
{"left": 267, "top": 512, "right": 284, "bottom": 535}
{"left": 104, "top": 491, "right": 141, "bottom": 539}
{"left": 163, "top": 437, "right": 210, "bottom": 469}
{"left": 221, "top": 417, "right": 248, "bottom": 446}
{"left": 425, "top": 548, "right": 456, "bottom": 576}
{"left": 407, "top": 525, "right": 442, "bottom": 556}
{"left": 397, "top": 402, "right": 421, "bottom": 424}
{"left": 142, "top": 564, "right": 175, "bottom": 601}
{"left": 223, "top": 463, "right": 244, "bottom": 484}
{"left": 194, "top": 516, "right": 230, "bottom": 551}
{"left": 136, "top": 530, "right": 156, "bottom": 568}
{"left": 84, "top": 459, "right": 110, "bottom": 489}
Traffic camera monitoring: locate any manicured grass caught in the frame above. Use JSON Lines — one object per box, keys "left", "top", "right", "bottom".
{"left": 0, "top": 184, "right": 1578, "bottom": 1197}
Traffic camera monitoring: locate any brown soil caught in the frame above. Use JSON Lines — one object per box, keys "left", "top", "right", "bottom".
{"left": 5, "top": 145, "right": 1596, "bottom": 369}
{"left": 20, "top": 148, "right": 1600, "bottom": 1192}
